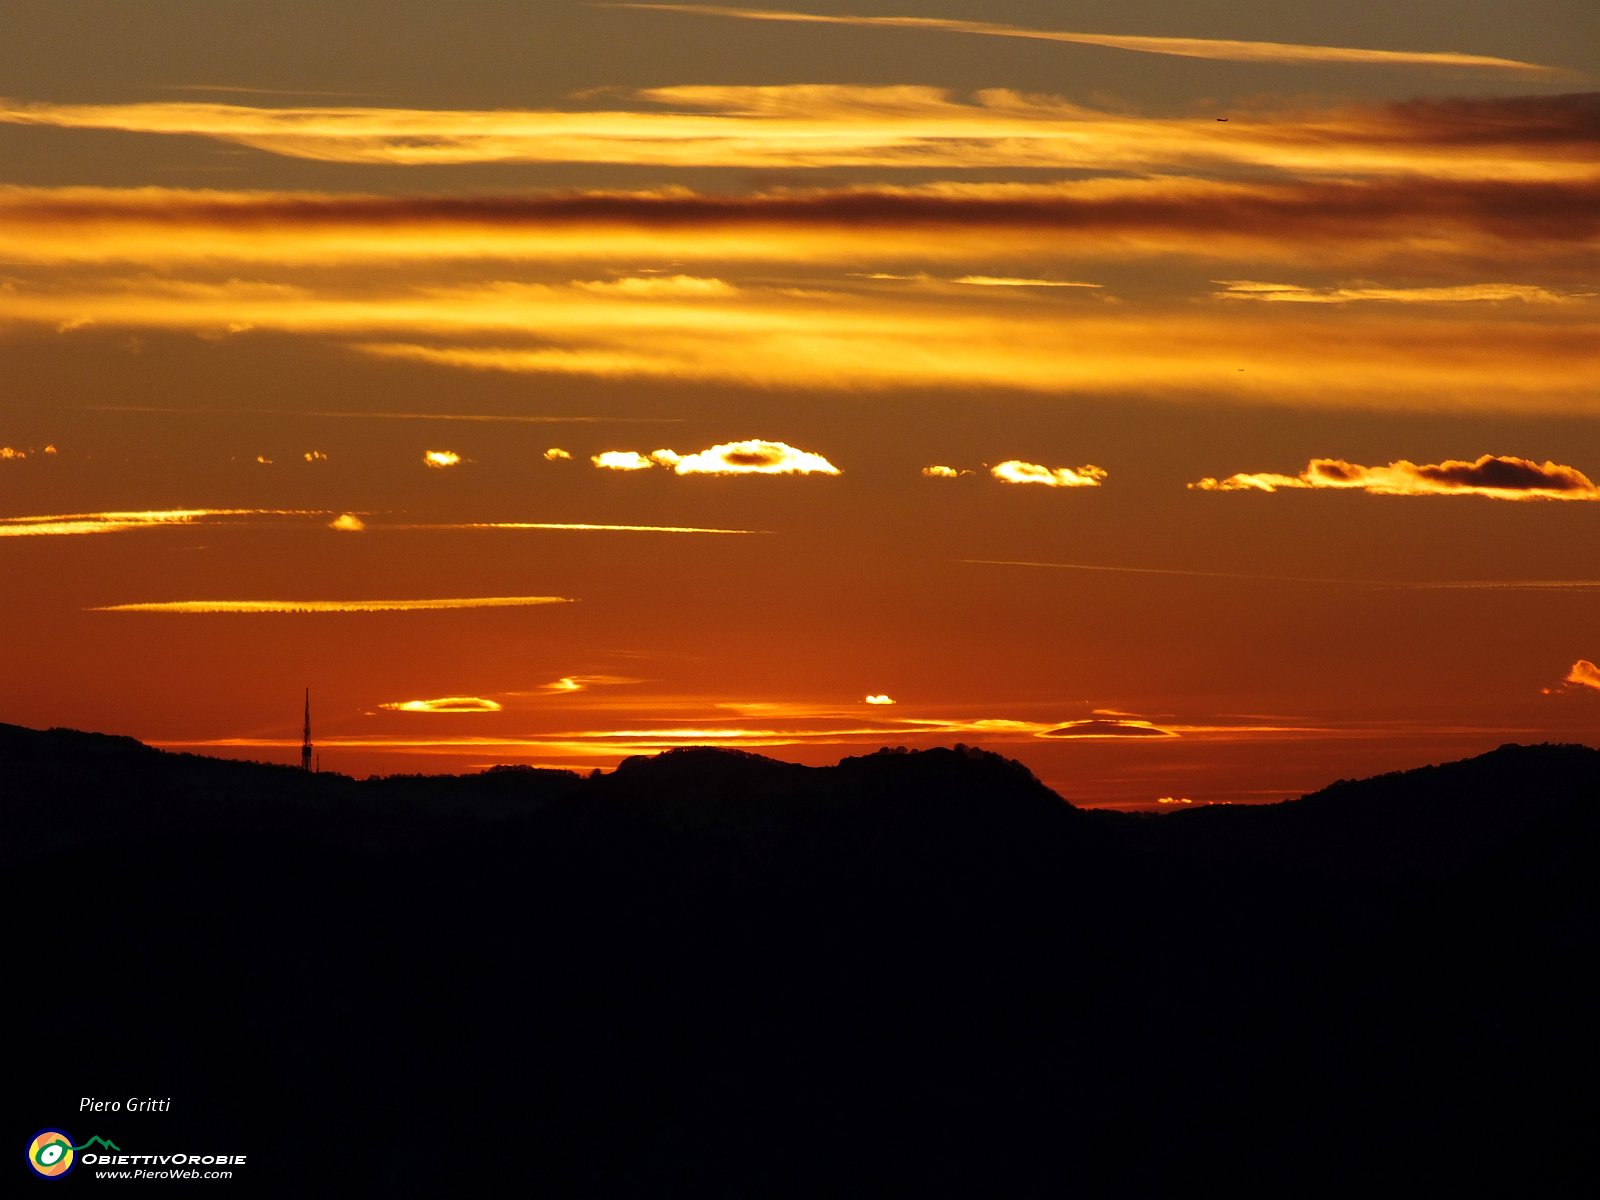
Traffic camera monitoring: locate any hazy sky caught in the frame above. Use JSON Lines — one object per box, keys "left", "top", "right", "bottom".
{"left": 2, "top": 1, "right": 1596, "bottom": 804}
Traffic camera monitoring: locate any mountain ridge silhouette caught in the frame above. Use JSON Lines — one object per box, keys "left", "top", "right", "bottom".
{"left": 7, "top": 721, "right": 1595, "bottom": 1195}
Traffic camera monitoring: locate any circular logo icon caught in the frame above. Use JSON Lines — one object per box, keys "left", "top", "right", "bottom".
{"left": 28, "top": 1130, "right": 76, "bottom": 1179}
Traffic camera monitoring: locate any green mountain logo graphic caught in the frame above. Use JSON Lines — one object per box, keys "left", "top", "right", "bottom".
{"left": 72, "top": 1135, "right": 122, "bottom": 1152}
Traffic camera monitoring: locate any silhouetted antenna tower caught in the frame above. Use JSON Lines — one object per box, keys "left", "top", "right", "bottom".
{"left": 302, "top": 688, "right": 314, "bottom": 773}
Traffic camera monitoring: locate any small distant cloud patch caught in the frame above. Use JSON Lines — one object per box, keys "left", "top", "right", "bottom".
{"left": 329, "top": 513, "right": 366, "bottom": 532}
{"left": 304, "top": 450, "right": 329, "bottom": 463}
{"left": 992, "top": 461, "right": 1107, "bottom": 488}
{"left": 921, "top": 465, "right": 968, "bottom": 479}
{"left": 865, "top": 694, "right": 895, "bottom": 705}
{"left": 544, "top": 447, "right": 573, "bottom": 461}
{"left": 424, "top": 449, "right": 463, "bottom": 468}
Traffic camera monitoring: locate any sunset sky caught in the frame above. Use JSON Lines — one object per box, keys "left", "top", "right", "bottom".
{"left": 2, "top": 0, "right": 1596, "bottom": 806}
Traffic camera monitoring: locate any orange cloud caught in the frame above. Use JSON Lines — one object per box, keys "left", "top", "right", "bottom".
{"left": 574, "top": 274, "right": 736, "bottom": 297}
{"left": 328, "top": 513, "right": 366, "bottom": 532}
{"left": 1191, "top": 455, "right": 1600, "bottom": 501}
{"left": 0, "top": 508, "right": 323, "bottom": 538}
{"left": 543, "top": 447, "right": 573, "bottom": 460}
{"left": 592, "top": 450, "right": 655, "bottom": 471}
{"left": 423, "top": 449, "right": 462, "bottom": 468}
{"left": 864, "top": 694, "right": 895, "bottom": 706}
{"left": 89, "top": 595, "right": 574, "bottom": 614}
{"left": 2, "top": 175, "right": 1595, "bottom": 273}
{"left": 381, "top": 697, "right": 505, "bottom": 713}
{"left": 921, "top": 465, "right": 964, "bottom": 479}
{"left": 652, "top": 439, "right": 840, "bottom": 476}
{"left": 610, "top": 5, "right": 1564, "bottom": 75}
{"left": 1213, "top": 280, "right": 1578, "bottom": 304}
{"left": 2, "top": 87, "right": 1594, "bottom": 178}
{"left": 991, "top": 461, "right": 1107, "bottom": 488}
{"left": 1562, "top": 660, "right": 1600, "bottom": 692}
{"left": 952, "top": 276, "right": 1103, "bottom": 289}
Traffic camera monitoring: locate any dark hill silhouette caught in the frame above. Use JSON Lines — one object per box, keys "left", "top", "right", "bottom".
{"left": 6, "top": 723, "right": 1596, "bottom": 1196}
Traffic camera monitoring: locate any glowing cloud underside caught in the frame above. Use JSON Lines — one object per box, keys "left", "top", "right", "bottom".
{"left": 89, "top": 596, "right": 574, "bottom": 613}
{"left": 1564, "top": 660, "right": 1600, "bottom": 692}
{"left": 608, "top": 5, "right": 1562, "bottom": 74}
{"left": 424, "top": 450, "right": 462, "bottom": 468}
{"left": 381, "top": 697, "right": 504, "bottom": 713}
{"left": 991, "top": 461, "right": 1107, "bottom": 488}
{"left": 1191, "top": 455, "right": 1600, "bottom": 501}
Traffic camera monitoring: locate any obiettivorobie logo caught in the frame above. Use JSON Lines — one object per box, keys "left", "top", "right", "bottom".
{"left": 27, "top": 1130, "right": 118, "bottom": 1179}
{"left": 27, "top": 1129, "right": 247, "bottom": 1180}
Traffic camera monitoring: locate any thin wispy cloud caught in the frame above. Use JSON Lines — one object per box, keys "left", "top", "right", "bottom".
{"left": 1213, "top": 281, "right": 1580, "bottom": 304}
{"left": 381, "top": 697, "right": 505, "bottom": 713}
{"left": 1191, "top": 455, "right": 1600, "bottom": 500}
{"left": 606, "top": 5, "right": 1565, "bottom": 75}
{"left": 404, "top": 521, "right": 763, "bottom": 535}
{"left": 4, "top": 174, "right": 1595, "bottom": 274}
{"left": 89, "top": 596, "right": 574, "bottom": 614}
{"left": 962, "top": 559, "right": 1600, "bottom": 591}
{"left": 3, "top": 87, "right": 1593, "bottom": 176}
{"left": 0, "top": 508, "right": 325, "bottom": 538}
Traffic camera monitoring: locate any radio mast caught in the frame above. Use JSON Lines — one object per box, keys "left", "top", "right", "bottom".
{"left": 301, "top": 688, "right": 314, "bottom": 772}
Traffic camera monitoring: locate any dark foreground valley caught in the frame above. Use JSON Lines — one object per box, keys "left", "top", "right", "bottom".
{"left": 7, "top": 724, "right": 1596, "bottom": 1195}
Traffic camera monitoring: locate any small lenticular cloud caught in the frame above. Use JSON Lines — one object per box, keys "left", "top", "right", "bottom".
{"left": 329, "top": 513, "right": 366, "bottom": 532}
{"left": 865, "top": 694, "right": 895, "bottom": 705}
{"left": 380, "top": 696, "right": 503, "bottom": 713}
{"left": 544, "top": 447, "right": 573, "bottom": 461}
{"left": 424, "top": 450, "right": 462, "bottom": 468}
{"left": 922, "top": 465, "right": 964, "bottom": 479}
{"left": 992, "top": 461, "right": 1107, "bottom": 488}
{"left": 592, "top": 450, "right": 655, "bottom": 471}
